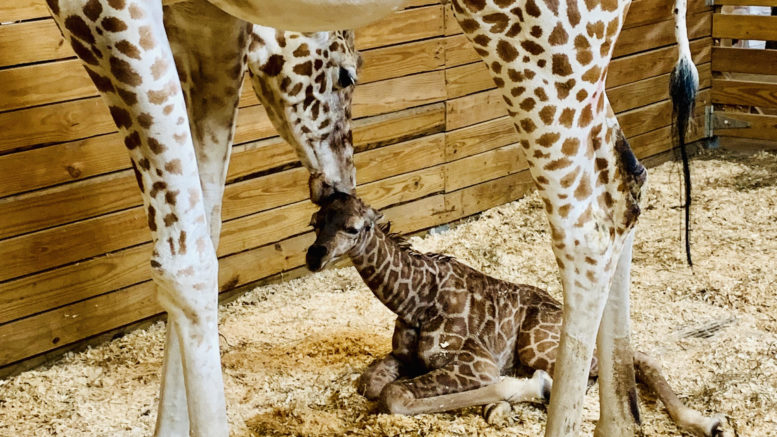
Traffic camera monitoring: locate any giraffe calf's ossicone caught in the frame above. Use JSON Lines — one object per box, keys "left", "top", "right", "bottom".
{"left": 307, "top": 193, "right": 722, "bottom": 436}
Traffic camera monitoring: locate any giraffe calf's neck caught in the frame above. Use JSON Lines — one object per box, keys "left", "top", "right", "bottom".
{"left": 306, "top": 193, "right": 722, "bottom": 437}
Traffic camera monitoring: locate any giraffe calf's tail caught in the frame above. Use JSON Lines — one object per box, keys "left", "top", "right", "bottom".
{"left": 633, "top": 352, "right": 723, "bottom": 437}
{"left": 670, "top": 0, "right": 700, "bottom": 267}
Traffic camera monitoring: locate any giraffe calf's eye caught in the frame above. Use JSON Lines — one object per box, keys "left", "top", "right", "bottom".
{"left": 345, "top": 226, "right": 359, "bottom": 235}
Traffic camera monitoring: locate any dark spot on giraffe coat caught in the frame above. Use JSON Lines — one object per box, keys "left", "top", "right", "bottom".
{"left": 490, "top": 61, "right": 502, "bottom": 74}
{"left": 523, "top": 68, "right": 536, "bottom": 79}
{"left": 138, "top": 25, "right": 154, "bottom": 50}
{"left": 538, "top": 105, "right": 556, "bottom": 124}
{"left": 483, "top": 13, "right": 509, "bottom": 33}
{"left": 101, "top": 16, "right": 127, "bottom": 32}
{"left": 543, "top": 0, "right": 560, "bottom": 14}
{"left": 148, "top": 57, "right": 169, "bottom": 81}
{"left": 582, "top": 65, "right": 602, "bottom": 83}
{"left": 131, "top": 160, "right": 144, "bottom": 192}
{"left": 70, "top": 37, "right": 99, "bottom": 65}
{"left": 534, "top": 87, "right": 549, "bottom": 101}
{"left": 117, "top": 87, "right": 137, "bottom": 105}
{"left": 124, "top": 131, "right": 141, "bottom": 150}
{"left": 576, "top": 89, "right": 588, "bottom": 102}
{"left": 292, "top": 43, "right": 309, "bottom": 57}
{"left": 574, "top": 172, "right": 592, "bottom": 200}
{"left": 178, "top": 231, "right": 187, "bottom": 255}
{"left": 46, "top": 0, "right": 59, "bottom": 15}
{"left": 578, "top": 105, "right": 593, "bottom": 127}
{"left": 109, "top": 105, "right": 132, "bottom": 129}
{"left": 538, "top": 132, "right": 560, "bottom": 148}
{"left": 261, "top": 54, "right": 284, "bottom": 76}
{"left": 519, "top": 97, "right": 535, "bottom": 111}
{"left": 567, "top": 0, "right": 581, "bottom": 26}
{"left": 554, "top": 79, "right": 574, "bottom": 99}
{"left": 552, "top": 54, "right": 572, "bottom": 76}
{"left": 293, "top": 61, "right": 312, "bottom": 76}
{"left": 115, "top": 40, "right": 141, "bottom": 59}
{"left": 530, "top": 25, "right": 543, "bottom": 38}
{"left": 562, "top": 138, "right": 580, "bottom": 155}
{"left": 109, "top": 56, "right": 142, "bottom": 86}
{"left": 85, "top": 67, "right": 114, "bottom": 93}
{"left": 525, "top": 0, "right": 541, "bottom": 17}
{"left": 559, "top": 108, "right": 575, "bottom": 127}
{"left": 496, "top": 40, "right": 518, "bottom": 62}
{"left": 165, "top": 190, "right": 179, "bottom": 205}
{"left": 462, "top": 0, "right": 486, "bottom": 12}
{"left": 587, "top": 21, "right": 605, "bottom": 39}
{"left": 507, "top": 68, "right": 523, "bottom": 82}
{"left": 505, "top": 22, "right": 522, "bottom": 38}
{"left": 107, "top": 0, "right": 125, "bottom": 9}
{"left": 150, "top": 181, "right": 166, "bottom": 197}
{"left": 138, "top": 158, "right": 150, "bottom": 170}
{"left": 519, "top": 118, "right": 536, "bottom": 133}
{"left": 494, "top": 77, "right": 505, "bottom": 88}
{"left": 163, "top": 213, "right": 178, "bottom": 227}
{"left": 147, "top": 80, "right": 178, "bottom": 104}
{"left": 560, "top": 167, "right": 580, "bottom": 188}
{"left": 473, "top": 34, "right": 490, "bottom": 46}
{"left": 83, "top": 0, "right": 103, "bottom": 21}
{"left": 459, "top": 19, "right": 479, "bottom": 33}
{"left": 147, "top": 206, "right": 157, "bottom": 231}
{"left": 65, "top": 16, "right": 95, "bottom": 44}
{"left": 549, "top": 23, "right": 568, "bottom": 45}
{"left": 276, "top": 33, "right": 286, "bottom": 47}
{"left": 167, "top": 237, "right": 176, "bottom": 255}
{"left": 520, "top": 40, "right": 544, "bottom": 55}
{"left": 148, "top": 137, "right": 166, "bottom": 154}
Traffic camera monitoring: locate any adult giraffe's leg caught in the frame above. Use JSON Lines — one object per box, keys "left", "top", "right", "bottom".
{"left": 46, "top": 2, "right": 227, "bottom": 435}
{"left": 164, "top": 0, "right": 250, "bottom": 248}
{"left": 447, "top": 0, "right": 636, "bottom": 435}
{"left": 595, "top": 229, "right": 640, "bottom": 436}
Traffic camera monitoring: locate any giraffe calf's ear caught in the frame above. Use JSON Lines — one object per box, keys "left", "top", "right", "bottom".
{"left": 309, "top": 212, "right": 318, "bottom": 228}
{"left": 367, "top": 207, "right": 384, "bottom": 224}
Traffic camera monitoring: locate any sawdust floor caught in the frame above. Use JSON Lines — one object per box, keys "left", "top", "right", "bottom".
{"left": 1, "top": 148, "right": 776, "bottom": 436}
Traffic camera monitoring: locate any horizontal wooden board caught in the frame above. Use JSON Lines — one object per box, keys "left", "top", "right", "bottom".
{"left": 2, "top": 36, "right": 444, "bottom": 114}
{"left": 712, "top": 79, "right": 777, "bottom": 108}
{"left": 0, "top": 164, "right": 446, "bottom": 325}
{"left": 714, "top": 112, "right": 777, "bottom": 140}
{"left": 614, "top": 11, "right": 711, "bottom": 58}
{"left": 355, "top": 4, "right": 444, "bottom": 51}
{"left": 444, "top": 144, "right": 527, "bottom": 192}
{"left": 0, "top": 19, "right": 68, "bottom": 68}
{"left": 0, "top": 0, "right": 49, "bottom": 23}
{"left": 618, "top": 88, "right": 710, "bottom": 138}
{"left": 714, "top": 0, "right": 777, "bottom": 5}
{"left": 607, "top": 37, "right": 711, "bottom": 88}
{"left": 608, "top": 63, "right": 712, "bottom": 113}
{"left": 712, "top": 47, "right": 777, "bottom": 76}
{"left": 445, "top": 116, "right": 517, "bottom": 161}
{"left": 446, "top": 89, "right": 506, "bottom": 130}
{"left": 712, "top": 14, "right": 777, "bottom": 41}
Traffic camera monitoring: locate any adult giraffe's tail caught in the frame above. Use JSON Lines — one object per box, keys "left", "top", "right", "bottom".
{"left": 669, "top": 0, "right": 700, "bottom": 266}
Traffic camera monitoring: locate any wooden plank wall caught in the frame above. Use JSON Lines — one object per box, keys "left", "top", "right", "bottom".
{"left": 711, "top": 0, "right": 777, "bottom": 143}
{"left": 0, "top": 0, "right": 712, "bottom": 371}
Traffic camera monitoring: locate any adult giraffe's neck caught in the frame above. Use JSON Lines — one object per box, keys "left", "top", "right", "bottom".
{"left": 348, "top": 225, "right": 436, "bottom": 325}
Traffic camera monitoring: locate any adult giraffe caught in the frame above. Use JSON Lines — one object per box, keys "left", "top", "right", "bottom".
{"left": 43, "top": 0, "right": 401, "bottom": 435}
{"left": 446, "top": 0, "right": 699, "bottom": 436}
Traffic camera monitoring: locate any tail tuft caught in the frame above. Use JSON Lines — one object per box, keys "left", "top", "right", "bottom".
{"left": 669, "top": 55, "right": 699, "bottom": 267}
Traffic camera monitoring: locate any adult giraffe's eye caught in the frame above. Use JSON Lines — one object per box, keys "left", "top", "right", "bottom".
{"left": 345, "top": 226, "right": 359, "bottom": 235}
{"left": 338, "top": 67, "right": 354, "bottom": 88}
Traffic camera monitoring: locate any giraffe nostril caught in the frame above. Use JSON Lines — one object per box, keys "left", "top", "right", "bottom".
{"left": 306, "top": 245, "right": 328, "bottom": 271}
{"left": 338, "top": 67, "right": 353, "bottom": 88}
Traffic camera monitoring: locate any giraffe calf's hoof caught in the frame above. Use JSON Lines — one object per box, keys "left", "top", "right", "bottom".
{"left": 483, "top": 401, "right": 513, "bottom": 426}
{"left": 532, "top": 369, "right": 552, "bottom": 404}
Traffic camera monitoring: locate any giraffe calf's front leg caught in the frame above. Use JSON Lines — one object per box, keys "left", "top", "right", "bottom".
{"left": 380, "top": 369, "right": 551, "bottom": 416}
{"left": 359, "top": 354, "right": 404, "bottom": 400}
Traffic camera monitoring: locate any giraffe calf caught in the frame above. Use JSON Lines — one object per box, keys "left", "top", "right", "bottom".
{"left": 306, "top": 193, "right": 723, "bottom": 437}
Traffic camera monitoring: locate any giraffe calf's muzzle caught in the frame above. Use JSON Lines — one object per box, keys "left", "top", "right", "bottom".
{"left": 306, "top": 244, "right": 329, "bottom": 272}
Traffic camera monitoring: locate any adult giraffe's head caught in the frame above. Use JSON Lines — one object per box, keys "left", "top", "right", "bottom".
{"left": 247, "top": 26, "right": 360, "bottom": 204}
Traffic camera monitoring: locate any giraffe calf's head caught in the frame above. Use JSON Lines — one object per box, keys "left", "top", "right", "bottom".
{"left": 306, "top": 193, "right": 382, "bottom": 271}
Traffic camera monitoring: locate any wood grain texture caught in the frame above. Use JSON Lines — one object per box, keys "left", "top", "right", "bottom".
{"left": 712, "top": 14, "right": 777, "bottom": 41}
{"left": 712, "top": 79, "right": 777, "bottom": 108}
{"left": 712, "top": 47, "right": 777, "bottom": 76}
{"left": 715, "top": 112, "right": 777, "bottom": 140}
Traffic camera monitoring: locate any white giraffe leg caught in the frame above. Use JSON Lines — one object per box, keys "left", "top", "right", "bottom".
{"left": 155, "top": 321, "right": 189, "bottom": 436}
{"left": 595, "top": 230, "right": 640, "bottom": 437}
{"left": 46, "top": 1, "right": 228, "bottom": 435}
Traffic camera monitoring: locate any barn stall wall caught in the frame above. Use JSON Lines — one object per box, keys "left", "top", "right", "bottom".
{"left": 710, "top": 1, "right": 777, "bottom": 149}
{"left": 0, "top": 0, "right": 712, "bottom": 374}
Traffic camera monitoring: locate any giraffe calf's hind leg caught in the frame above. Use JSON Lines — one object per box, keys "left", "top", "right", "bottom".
{"left": 359, "top": 354, "right": 404, "bottom": 400}
{"left": 634, "top": 352, "right": 723, "bottom": 437}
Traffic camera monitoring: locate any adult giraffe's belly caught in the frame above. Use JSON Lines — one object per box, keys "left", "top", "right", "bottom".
{"left": 201, "top": 0, "right": 405, "bottom": 31}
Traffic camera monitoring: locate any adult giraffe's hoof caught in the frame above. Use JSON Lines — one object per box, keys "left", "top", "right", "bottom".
{"left": 483, "top": 401, "right": 513, "bottom": 426}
